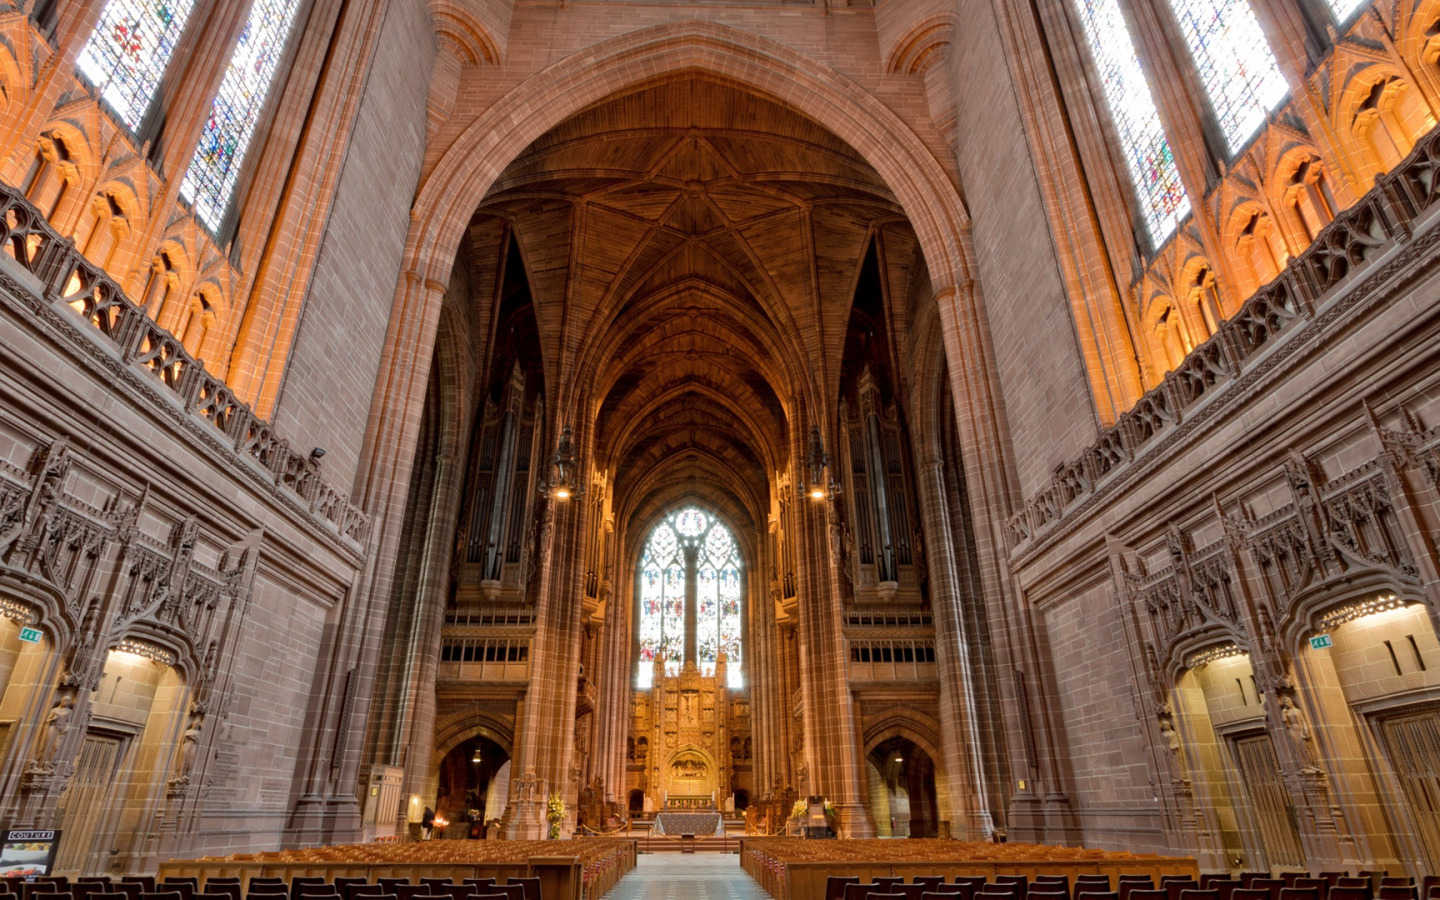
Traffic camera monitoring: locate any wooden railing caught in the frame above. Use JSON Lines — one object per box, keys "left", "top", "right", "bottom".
{"left": 0, "top": 182, "right": 370, "bottom": 546}
{"left": 1006, "top": 124, "right": 1440, "bottom": 553}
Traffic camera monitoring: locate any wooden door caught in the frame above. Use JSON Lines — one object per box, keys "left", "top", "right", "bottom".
{"left": 1232, "top": 732, "right": 1306, "bottom": 869}
{"left": 1380, "top": 711, "right": 1440, "bottom": 870}
{"left": 54, "top": 734, "right": 124, "bottom": 875}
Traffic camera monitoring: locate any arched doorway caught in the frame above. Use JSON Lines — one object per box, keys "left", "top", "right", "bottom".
{"left": 435, "top": 736, "right": 509, "bottom": 838}
{"left": 866, "top": 737, "right": 939, "bottom": 838}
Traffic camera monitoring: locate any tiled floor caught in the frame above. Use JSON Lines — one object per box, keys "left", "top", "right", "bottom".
{"left": 602, "top": 852, "right": 768, "bottom": 900}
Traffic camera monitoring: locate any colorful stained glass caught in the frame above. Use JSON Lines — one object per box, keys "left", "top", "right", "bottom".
{"left": 1166, "top": 0, "right": 1289, "bottom": 153}
{"left": 698, "top": 523, "right": 741, "bottom": 687}
{"left": 636, "top": 506, "right": 743, "bottom": 689}
{"left": 178, "top": 0, "right": 304, "bottom": 231}
{"left": 637, "top": 522, "right": 684, "bottom": 689}
{"left": 1073, "top": 0, "right": 1192, "bottom": 244}
{"left": 76, "top": 0, "right": 199, "bottom": 131}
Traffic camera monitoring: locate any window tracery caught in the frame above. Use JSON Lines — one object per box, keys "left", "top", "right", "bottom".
{"left": 75, "top": 0, "right": 200, "bottom": 132}
{"left": 179, "top": 0, "right": 305, "bottom": 231}
{"left": 1164, "top": 0, "right": 1289, "bottom": 153}
{"left": 1072, "top": 0, "right": 1192, "bottom": 243}
{"left": 637, "top": 506, "right": 742, "bottom": 689}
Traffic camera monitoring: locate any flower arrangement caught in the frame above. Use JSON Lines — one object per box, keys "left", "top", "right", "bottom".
{"left": 823, "top": 800, "right": 836, "bottom": 818}
{"left": 790, "top": 799, "right": 808, "bottom": 820}
{"left": 546, "top": 793, "right": 566, "bottom": 839}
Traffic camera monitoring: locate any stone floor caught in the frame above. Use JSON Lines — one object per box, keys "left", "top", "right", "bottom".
{"left": 602, "top": 852, "right": 767, "bottom": 900}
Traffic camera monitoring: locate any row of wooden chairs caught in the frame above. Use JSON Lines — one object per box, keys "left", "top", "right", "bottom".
{"left": 824, "top": 873, "right": 1436, "bottom": 900}
{"left": 0, "top": 878, "right": 543, "bottom": 900}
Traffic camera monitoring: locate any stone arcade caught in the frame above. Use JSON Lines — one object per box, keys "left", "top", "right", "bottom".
{"left": 0, "top": 0, "right": 1438, "bottom": 879}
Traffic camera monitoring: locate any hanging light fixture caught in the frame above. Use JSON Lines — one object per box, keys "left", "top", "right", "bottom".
{"left": 550, "top": 424, "right": 579, "bottom": 500}
{"left": 805, "top": 425, "right": 830, "bottom": 501}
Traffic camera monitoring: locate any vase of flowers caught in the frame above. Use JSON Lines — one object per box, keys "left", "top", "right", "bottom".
{"left": 546, "top": 793, "right": 566, "bottom": 839}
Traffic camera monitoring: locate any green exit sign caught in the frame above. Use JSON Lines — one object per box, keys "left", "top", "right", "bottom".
{"left": 1310, "top": 633, "right": 1333, "bottom": 650}
{"left": 17, "top": 627, "right": 41, "bottom": 644}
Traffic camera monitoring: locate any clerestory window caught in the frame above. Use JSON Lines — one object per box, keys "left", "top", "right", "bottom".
{"left": 179, "top": 0, "right": 305, "bottom": 231}
{"left": 1071, "top": 0, "right": 1192, "bottom": 245}
{"left": 75, "top": 0, "right": 200, "bottom": 132}
{"left": 1164, "top": 0, "right": 1289, "bottom": 153}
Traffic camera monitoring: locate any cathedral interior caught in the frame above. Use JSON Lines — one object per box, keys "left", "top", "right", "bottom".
{"left": 0, "top": 0, "right": 1439, "bottom": 881}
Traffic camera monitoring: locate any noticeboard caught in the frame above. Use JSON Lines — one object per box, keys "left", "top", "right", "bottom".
{"left": 0, "top": 830, "right": 62, "bottom": 879}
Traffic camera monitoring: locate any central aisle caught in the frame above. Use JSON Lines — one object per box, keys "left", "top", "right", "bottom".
{"left": 601, "top": 852, "right": 768, "bottom": 900}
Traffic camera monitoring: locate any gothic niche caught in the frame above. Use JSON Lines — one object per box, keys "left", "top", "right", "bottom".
{"left": 670, "top": 751, "right": 709, "bottom": 782}
{"left": 454, "top": 237, "right": 546, "bottom": 606}
{"left": 836, "top": 240, "right": 924, "bottom": 605}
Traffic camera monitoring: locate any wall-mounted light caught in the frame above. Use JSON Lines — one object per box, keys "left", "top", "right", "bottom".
{"left": 804, "top": 425, "right": 831, "bottom": 501}
{"left": 549, "top": 425, "right": 580, "bottom": 500}
{"left": 1319, "top": 593, "right": 1409, "bottom": 630}
{"left": 1184, "top": 642, "right": 1246, "bottom": 670}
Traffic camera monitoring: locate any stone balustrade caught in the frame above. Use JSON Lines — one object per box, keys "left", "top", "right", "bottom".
{"left": 1005, "top": 124, "right": 1440, "bottom": 554}
{"left": 0, "top": 182, "right": 369, "bottom": 546}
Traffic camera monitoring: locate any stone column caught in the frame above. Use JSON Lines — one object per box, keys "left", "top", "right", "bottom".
{"left": 287, "top": 270, "right": 448, "bottom": 843}
{"left": 916, "top": 455, "right": 992, "bottom": 839}
{"left": 932, "top": 281, "right": 1080, "bottom": 842}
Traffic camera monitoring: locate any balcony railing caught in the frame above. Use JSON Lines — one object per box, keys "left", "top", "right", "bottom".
{"left": 0, "top": 182, "right": 370, "bottom": 547}
{"left": 1006, "top": 124, "right": 1440, "bottom": 554}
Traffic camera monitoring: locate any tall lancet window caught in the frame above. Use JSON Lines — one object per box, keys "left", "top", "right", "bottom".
{"left": 76, "top": 0, "right": 200, "bottom": 131}
{"left": 1165, "top": 0, "right": 1289, "bottom": 152}
{"left": 1321, "top": 0, "right": 1365, "bottom": 23}
{"left": 637, "top": 507, "right": 743, "bottom": 689}
{"left": 1073, "top": 0, "right": 1191, "bottom": 243}
{"left": 179, "top": 0, "right": 304, "bottom": 230}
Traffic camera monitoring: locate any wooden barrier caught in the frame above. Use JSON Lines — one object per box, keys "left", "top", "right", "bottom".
{"left": 157, "top": 840, "right": 636, "bottom": 900}
{"left": 738, "top": 839, "right": 1199, "bottom": 900}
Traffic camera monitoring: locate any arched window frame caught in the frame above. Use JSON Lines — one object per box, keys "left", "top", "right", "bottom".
{"left": 1067, "top": 0, "right": 1193, "bottom": 246}
{"left": 177, "top": 0, "right": 309, "bottom": 237}
{"left": 635, "top": 506, "right": 744, "bottom": 690}
{"left": 1160, "top": 0, "right": 1291, "bottom": 155}
{"left": 73, "top": 0, "right": 203, "bottom": 135}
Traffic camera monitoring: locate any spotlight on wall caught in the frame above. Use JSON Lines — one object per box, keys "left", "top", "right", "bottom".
{"left": 549, "top": 425, "right": 580, "bottom": 500}
{"left": 310, "top": 447, "right": 327, "bottom": 460}
{"left": 804, "top": 425, "right": 831, "bottom": 501}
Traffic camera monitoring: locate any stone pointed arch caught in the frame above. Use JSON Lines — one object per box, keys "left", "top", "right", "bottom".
{"left": 407, "top": 21, "right": 973, "bottom": 298}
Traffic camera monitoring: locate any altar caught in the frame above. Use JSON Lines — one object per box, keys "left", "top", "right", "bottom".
{"left": 630, "top": 654, "right": 751, "bottom": 815}
{"left": 652, "top": 810, "right": 724, "bottom": 836}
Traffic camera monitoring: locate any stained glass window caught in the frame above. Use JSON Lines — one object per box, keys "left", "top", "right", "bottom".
{"left": 1322, "top": 0, "right": 1366, "bottom": 22}
{"left": 637, "top": 522, "right": 685, "bottom": 689}
{"left": 1073, "top": 0, "right": 1192, "bottom": 244}
{"left": 698, "top": 523, "right": 742, "bottom": 688}
{"left": 178, "top": 0, "right": 304, "bottom": 231}
{"left": 1166, "top": 0, "right": 1289, "bottom": 153}
{"left": 636, "top": 506, "right": 743, "bottom": 689}
{"left": 75, "top": 0, "right": 200, "bottom": 131}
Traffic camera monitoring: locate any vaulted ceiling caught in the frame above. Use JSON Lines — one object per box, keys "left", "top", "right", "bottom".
{"left": 461, "top": 77, "right": 928, "bottom": 535}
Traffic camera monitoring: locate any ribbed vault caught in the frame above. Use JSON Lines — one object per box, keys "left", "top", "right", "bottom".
{"left": 464, "top": 77, "right": 921, "bottom": 534}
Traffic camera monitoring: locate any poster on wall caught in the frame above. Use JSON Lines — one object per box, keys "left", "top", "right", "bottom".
{"left": 0, "top": 830, "right": 62, "bottom": 879}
